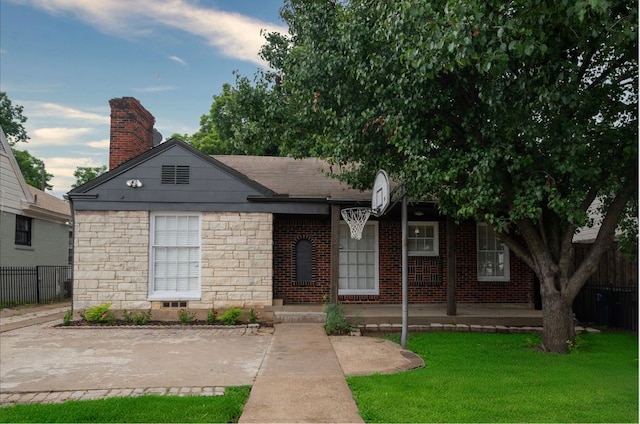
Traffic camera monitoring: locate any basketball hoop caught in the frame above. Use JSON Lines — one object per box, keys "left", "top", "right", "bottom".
{"left": 341, "top": 207, "right": 372, "bottom": 240}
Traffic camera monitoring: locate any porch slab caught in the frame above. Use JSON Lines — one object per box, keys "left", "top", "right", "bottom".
{"left": 269, "top": 303, "right": 543, "bottom": 327}
{"left": 343, "top": 303, "right": 543, "bottom": 327}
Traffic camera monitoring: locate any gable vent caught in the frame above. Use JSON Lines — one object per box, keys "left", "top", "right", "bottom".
{"left": 161, "top": 165, "right": 190, "bottom": 184}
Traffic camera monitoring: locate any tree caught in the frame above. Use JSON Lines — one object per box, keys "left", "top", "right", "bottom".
{"left": 0, "top": 92, "right": 29, "bottom": 145}
{"left": 13, "top": 149, "right": 53, "bottom": 190}
{"left": 0, "top": 92, "right": 54, "bottom": 190}
{"left": 247, "top": 0, "right": 637, "bottom": 353}
{"left": 191, "top": 78, "right": 306, "bottom": 156}
{"left": 72, "top": 165, "right": 107, "bottom": 188}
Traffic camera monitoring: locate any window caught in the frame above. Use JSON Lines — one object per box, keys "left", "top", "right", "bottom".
{"left": 408, "top": 222, "right": 439, "bottom": 256}
{"left": 15, "top": 215, "right": 32, "bottom": 246}
{"left": 149, "top": 214, "right": 201, "bottom": 299}
{"left": 477, "top": 223, "right": 510, "bottom": 281}
{"left": 295, "top": 239, "right": 313, "bottom": 282}
{"left": 339, "top": 221, "right": 378, "bottom": 295}
{"left": 161, "top": 165, "right": 190, "bottom": 184}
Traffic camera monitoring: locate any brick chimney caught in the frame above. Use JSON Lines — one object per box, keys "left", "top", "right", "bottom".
{"left": 109, "top": 97, "right": 155, "bottom": 170}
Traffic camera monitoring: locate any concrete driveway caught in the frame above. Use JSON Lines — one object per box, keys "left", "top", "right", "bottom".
{"left": 0, "top": 322, "right": 272, "bottom": 393}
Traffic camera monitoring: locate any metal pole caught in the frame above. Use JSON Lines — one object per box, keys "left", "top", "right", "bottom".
{"left": 401, "top": 191, "right": 408, "bottom": 348}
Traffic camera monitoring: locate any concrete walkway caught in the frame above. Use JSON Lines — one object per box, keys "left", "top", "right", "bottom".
{"left": 0, "top": 303, "right": 70, "bottom": 333}
{"left": 239, "top": 323, "right": 365, "bottom": 423}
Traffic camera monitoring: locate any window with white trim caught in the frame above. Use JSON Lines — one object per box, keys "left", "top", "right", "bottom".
{"left": 477, "top": 223, "right": 510, "bottom": 281}
{"left": 149, "top": 213, "right": 201, "bottom": 299}
{"left": 408, "top": 221, "right": 439, "bottom": 256}
{"left": 339, "top": 221, "right": 379, "bottom": 295}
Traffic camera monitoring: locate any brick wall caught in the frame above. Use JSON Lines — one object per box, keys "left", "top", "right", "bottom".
{"left": 73, "top": 211, "right": 273, "bottom": 312}
{"left": 273, "top": 216, "right": 534, "bottom": 305}
{"left": 108, "top": 97, "right": 155, "bottom": 170}
{"left": 273, "top": 217, "right": 332, "bottom": 303}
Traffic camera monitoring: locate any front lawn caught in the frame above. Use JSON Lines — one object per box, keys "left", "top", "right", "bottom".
{"left": 0, "top": 386, "right": 250, "bottom": 423}
{"left": 348, "top": 332, "right": 638, "bottom": 423}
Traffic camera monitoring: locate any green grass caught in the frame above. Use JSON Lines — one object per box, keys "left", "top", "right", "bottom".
{"left": 0, "top": 386, "right": 250, "bottom": 423}
{"left": 348, "top": 332, "right": 638, "bottom": 423}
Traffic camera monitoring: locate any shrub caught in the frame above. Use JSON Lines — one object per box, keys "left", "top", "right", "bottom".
{"left": 248, "top": 308, "right": 258, "bottom": 324}
{"left": 133, "top": 310, "right": 152, "bottom": 325}
{"left": 206, "top": 309, "right": 218, "bottom": 324}
{"left": 123, "top": 309, "right": 134, "bottom": 323}
{"left": 83, "top": 303, "right": 116, "bottom": 324}
{"left": 123, "top": 309, "right": 152, "bottom": 325}
{"left": 62, "top": 310, "right": 73, "bottom": 326}
{"left": 219, "top": 307, "right": 243, "bottom": 325}
{"left": 324, "top": 303, "right": 351, "bottom": 335}
{"left": 178, "top": 309, "right": 196, "bottom": 324}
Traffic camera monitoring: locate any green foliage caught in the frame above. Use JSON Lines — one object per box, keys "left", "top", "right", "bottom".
{"left": 177, "top": 309, "right": 196, "bottom": 324}
{"left": 11, "top": 149, "right": 53, "bottom": 190}
{"left": 123, "top": 310, "right": 151, "bottom": 325}
{"left": 218, "top": 307, "right": 242, "bottom": 325}
{"left": 324, "top": 303, "right": 351, "bottom": 335}
{"left": 82, "top": 303, "right": 115, "bottom": 324}
{"left": 62, "top": 310, "right": 73, "bottom": 326}
{"left": 72, "top": 165, "right": 107, "bottom": 189}
{"left": 134, "top": 310, "right": 152, "bottom": 325}
{"left": 189, "top": 80, "right": 288, "bottom": 156}
{"left": 0, "top": 386, "right": 251, "bottom": 423}
{"left": 206, "top": 309, "right": 218, "bottom": 324}
{"left": 248, "top": 308, "right": 258, "bottom": 324}
{"left": 348, "top": 332, "right": 638, "bottom": 422}
{"left": 0, "top": 92, "right": 29, "bottom": 144}
{"left": 229, "top": 0, "right": 638, "bottom": 352}
{"left": 0, "top": 92, "right": 53, "bottom": 190}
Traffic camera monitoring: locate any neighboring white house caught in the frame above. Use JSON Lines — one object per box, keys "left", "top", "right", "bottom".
{"left": 0, "top": 126, "right": 71, "bottom": 268}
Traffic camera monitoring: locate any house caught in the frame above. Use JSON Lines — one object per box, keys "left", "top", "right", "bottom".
{"left": 0, "top": 127, "right": 71, "bottom": 268}
{"left": 67, "top": 97, "right": 536, "bottom": 317}
{"left": 0, "top": 126, "right": 72, "bottom": 305}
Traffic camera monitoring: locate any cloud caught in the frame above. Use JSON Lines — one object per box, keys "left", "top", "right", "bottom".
{"left": 12, "top": 0, "right": 288, "bottom": 66}
{"left": 169, "top": 55, "right": 187, "bottom": 67}
{"left": 132, "top": 85, "right": 175, "bottom": 93}
{"left": 44, "top": 155, "right": 105, "bottom": 196}
{"left": 86, "top": 138, "right": 109, "bottom": 149}
{"left": 31, "top": 127, "right": 93, "bottom": 145}
{"left": 22, "top": 101, "right": 109, "bottom": 123}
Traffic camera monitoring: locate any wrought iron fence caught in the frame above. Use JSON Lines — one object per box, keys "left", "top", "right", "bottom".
{"left": 0, "top": 266, "right": 72, "bottom": 307}
{"left": 573, "top": 284, "right": 638, "bottom": 332}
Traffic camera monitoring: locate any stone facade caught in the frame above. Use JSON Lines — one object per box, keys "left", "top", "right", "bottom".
{"left": 73, "top": 211, "right": 273, "bottom": 313}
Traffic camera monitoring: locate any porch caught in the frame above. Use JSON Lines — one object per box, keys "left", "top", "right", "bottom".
{"left": 267, "top": 303, "right": 543, "bottom": 327}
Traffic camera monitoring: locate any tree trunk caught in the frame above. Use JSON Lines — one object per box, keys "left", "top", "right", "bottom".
{"left": 540, "top": 287, "right": 575, "bottom": 354}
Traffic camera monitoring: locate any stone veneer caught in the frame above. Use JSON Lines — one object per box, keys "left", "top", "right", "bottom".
{"left": 73, "top": 211, "right": 273, "bottom": 312}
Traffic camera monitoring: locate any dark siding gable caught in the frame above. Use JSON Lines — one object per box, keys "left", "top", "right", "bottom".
{"left": 161, "top": 165, "right": 190, "bottom": 184}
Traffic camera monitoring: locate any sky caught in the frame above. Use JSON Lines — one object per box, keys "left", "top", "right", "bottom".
{"left": 0, "top": 0, "right": 287, "bottom": 198}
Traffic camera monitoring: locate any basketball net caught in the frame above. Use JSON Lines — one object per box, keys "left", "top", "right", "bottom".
{"left": 341, "top": 207, "right": 372, "bottom": 240}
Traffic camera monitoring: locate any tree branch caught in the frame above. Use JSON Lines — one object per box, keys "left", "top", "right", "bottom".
{"left": 566, "top": 172, "right": 638, "bottom": 300}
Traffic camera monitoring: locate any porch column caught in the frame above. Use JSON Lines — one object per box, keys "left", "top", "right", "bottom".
{"left": 330, "top": 204, "right": 340, "bottom": 303}
{"left": 446, "top": 216, "right": 457, "bottom": 315}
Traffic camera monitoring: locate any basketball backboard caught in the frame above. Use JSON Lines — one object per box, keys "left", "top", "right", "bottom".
{"left": 372, "top": 170, "right": 390, "bottom": 217}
